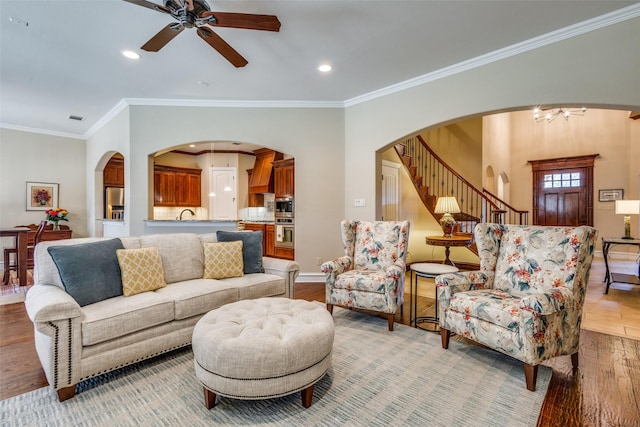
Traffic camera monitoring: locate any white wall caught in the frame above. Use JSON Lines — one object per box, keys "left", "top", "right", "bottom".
{"left": 344, "top": 16, "right": 640, "bottom": 254}
{"left": 119, "top": 106, "right": 345, "bottom": 273}
{"left": 86, "top": 108, "right": 131, "bottom": 237}
{"left": 0, "top": 128, "right": 87, "bottom": 242}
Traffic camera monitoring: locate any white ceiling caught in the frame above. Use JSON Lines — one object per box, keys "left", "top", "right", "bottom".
{"left": 1, "top": 1, "right": 638, "bottom": 139}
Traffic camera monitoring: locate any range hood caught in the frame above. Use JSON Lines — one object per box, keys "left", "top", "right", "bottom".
{"left": 249, "top": 148, "right": 283, "bottom": 194}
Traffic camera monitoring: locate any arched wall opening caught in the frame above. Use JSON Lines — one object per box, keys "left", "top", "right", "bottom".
{"left": 374, "top": 106, "right": 639, "bottom": 262}
{"left": 94, "top": 151, "right": 125, "bottom": 237}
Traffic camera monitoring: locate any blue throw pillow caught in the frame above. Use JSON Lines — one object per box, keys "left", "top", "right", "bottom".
{"left": 47, "top": 239, "right": 125, "bottom": 307}
{"left": 216, "top": 231, "right": 265, "bottom": 274}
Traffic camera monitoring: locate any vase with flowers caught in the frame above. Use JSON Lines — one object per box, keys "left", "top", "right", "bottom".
{"left": 45, "top": 208, "right": 69, "bottom": 231}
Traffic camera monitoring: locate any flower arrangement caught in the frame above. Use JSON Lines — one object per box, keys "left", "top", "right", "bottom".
{"left": 45, "top": 208, "right": 69, "bottom": 230}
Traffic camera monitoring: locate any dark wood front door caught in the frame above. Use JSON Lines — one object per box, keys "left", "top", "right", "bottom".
{"left": 529, "top": 155, "right": 598, "bottom": 227}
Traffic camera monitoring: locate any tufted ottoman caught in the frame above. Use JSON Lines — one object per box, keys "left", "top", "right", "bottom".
{"left": 192, "top": 298, "right": 335, "bottom": 409}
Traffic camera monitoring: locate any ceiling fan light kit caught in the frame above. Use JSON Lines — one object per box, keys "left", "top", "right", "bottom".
{"left": 124, "top": 0, "right": 281, "bottom": 67}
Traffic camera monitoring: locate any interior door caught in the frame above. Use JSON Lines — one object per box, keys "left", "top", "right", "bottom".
{"left": 381, "top": 160, "right": 401, "bottom": 221}
{"left": 209, "top": 167, "right": 237, "bottom": 220}
{"left": 529, "top": 155, "right": 598, "bottom": 227}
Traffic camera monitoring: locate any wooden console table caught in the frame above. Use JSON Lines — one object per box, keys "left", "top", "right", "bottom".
{"left": 601, "top": 237, "right": 640, "bottom": 294}
{"left": 425, "top": 235, "right": 472, "bottom": 267}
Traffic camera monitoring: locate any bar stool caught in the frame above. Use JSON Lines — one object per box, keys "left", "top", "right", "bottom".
{"left": 2, "top": 221, "right": 46, "bottom": 286}
{"left": 410, "top": 262, "right": 458, "bottom": 331}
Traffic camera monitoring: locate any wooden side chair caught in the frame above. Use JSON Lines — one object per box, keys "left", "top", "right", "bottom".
{"left": 2, "top": 221, "right": 47, "bottom": 286}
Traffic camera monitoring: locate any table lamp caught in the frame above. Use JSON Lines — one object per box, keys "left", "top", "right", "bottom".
{"left": 434, "top": 196, "right": 461, "bottom": 237}
{"left": 615, "top": 199, "right": 640, "bottom": 239}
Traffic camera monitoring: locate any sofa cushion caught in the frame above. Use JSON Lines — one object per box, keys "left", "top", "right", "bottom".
{"left": 81, "top": 291, "right": 175, "bottom": 346}
{"left": 116, "top": 247, "right": 167, "bottom": 296}
{"left": 139, "top": 234, "right": 204, "bottom": 284}
{"left": 222, "top": 273, "right": 286, "bottom": 300}
{"left": 47, "top": 239, "right": 124, "bottom": 307}
{"left": 203, "top": 241, "right": 244, "bottom": 279}
{"left": 154, "top": 279, "right": 239, "bottom": 320}
{"left": 216, "top": 230, "right": 265, "bottom": 274}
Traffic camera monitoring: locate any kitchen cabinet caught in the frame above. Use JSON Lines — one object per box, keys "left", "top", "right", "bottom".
{"left": 273, "top": 158, "right": 294, "bottom": 198}
{"left": 274, "top": 247, "right": 294, "bottom": 260}
{"left": 104, "top": 154, "right": 124, "bottom": 187}
{"left": 241, "top": 223, "right": 278, "bottom": 258}
{"left": 154, "top": 165, "right": 201, "bottom": 207}
{"left": 265, "top": 224, "right": 275, "bottom": 257}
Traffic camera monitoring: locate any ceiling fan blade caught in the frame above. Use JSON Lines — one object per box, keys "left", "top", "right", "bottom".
{"left": 201, "top": 12, "right": 281, "bottom": 32}
{"left": 197, "top": 27, "right": 248, "bottom": 68}
{"left": 141, "top": 24, "right": 184, "bottom": 52}
{"left": 122, "top": 0, "right": 171, "bottom": 14}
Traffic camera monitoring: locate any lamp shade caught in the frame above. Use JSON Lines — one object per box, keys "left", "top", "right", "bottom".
{"left": 434, "top": 196, "right": 461, "bottom": 214}
{"left": 615, "top": 200, "right": 640, "bottom": 215}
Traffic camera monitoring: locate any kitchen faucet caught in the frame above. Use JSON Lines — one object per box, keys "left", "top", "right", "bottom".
{"left": 178, "top": 208, "right": 196, "bottom": 220}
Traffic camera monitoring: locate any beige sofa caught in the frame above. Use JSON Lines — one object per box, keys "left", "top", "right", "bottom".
{"left": 24, "top": 233, "right": 299, "bottom": 401}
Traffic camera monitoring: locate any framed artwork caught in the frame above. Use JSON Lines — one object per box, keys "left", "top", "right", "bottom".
{"left": 26, "top": 182, "right": 59, "bottom": 211}
{"left": 598, "top": 189, "right": 623, "bottom": 202}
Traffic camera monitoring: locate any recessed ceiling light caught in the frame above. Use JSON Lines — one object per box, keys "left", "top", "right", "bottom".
{"left": 318, "top": 64, "right": 332, "bottom": 73}
{"left": 122, "top": 50, "right": 140, "bottom": 60}
{"left": 189, "top": 144, "right": 196, "bottom": 148}
{"left": 197, "top": 81, "right": 210, "bottom": 86}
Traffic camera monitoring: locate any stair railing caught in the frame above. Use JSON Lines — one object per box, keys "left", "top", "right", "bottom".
{"left": 482, "top": 189, "right": 529, "bottom": 225}
{"left": 395, "top": 135, "right": 502, "bottom": 234}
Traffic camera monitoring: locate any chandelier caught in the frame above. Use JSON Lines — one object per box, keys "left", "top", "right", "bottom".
{"left": 533, "top": 107, "right": 587, "bottom": 123}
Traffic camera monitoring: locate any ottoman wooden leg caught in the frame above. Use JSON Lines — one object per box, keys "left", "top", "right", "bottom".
{"left": 204, "top": 387, "right": 217, "bottom": 409}
{"left": 301, "top": 385, "right": 315, "bottom": 408}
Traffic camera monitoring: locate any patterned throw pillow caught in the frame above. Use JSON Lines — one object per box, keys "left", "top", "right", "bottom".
{"left": 116, "top": 247, "right": 167, "bottom": 296}
{"left": 203, "top": 241, "right": 244, "bottom": 279}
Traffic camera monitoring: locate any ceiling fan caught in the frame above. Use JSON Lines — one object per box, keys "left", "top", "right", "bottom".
{"left": 123, "top": 0, "right": 281, "bottom": 67}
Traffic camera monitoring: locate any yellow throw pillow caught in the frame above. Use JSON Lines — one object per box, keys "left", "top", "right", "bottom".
{"left": 203, "top": 241, "right": 244, "bottom": 279}
{"left": 116, "top": 247, "right": 167, "bottom": 296}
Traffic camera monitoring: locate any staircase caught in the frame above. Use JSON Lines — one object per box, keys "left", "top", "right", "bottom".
{"left": 394, "top": 135, "right": 528, "bottom": 253}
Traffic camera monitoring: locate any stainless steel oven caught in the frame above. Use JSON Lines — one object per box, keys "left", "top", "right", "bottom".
{"left": 275, "top": 218, "right": 294, "bottom": 248}
{"left": 275, "top": 197, "right": 294, "bottom": 218}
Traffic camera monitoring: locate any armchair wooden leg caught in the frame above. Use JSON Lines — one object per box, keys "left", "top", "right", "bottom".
{"left": 440, "top": 328, "right": 451, "bottom": 349}
{"left": 56, "top": 384, "right": 77, "bottom": 401}
{"left": 387, "top": 313, "right": 394, "bottom": 331}
{"left": 571, "top": 352, "right": 579, "bottom": 368}
{"left": 326, "top": 304, "right": 333, "bottom": 314}
{"left": 523, "top": 363, "right": 538, "bottom": 391}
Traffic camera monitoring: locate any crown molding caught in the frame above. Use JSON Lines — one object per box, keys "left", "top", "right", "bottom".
{"left": 124, "top": 98, "right": 343, "bottom": 109}
{"left": 0, "top": 122, "right": 85, "bottom": 140}
{"left": 344, "top": 3, "right": 640, "bottom": 107}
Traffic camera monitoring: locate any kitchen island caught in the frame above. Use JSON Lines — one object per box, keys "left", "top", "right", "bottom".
{"left": 143, "top": 220, "right": 240, "bottom": 235}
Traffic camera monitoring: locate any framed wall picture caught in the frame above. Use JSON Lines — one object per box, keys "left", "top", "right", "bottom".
{"left": 598, "top": 189, "right": 623, "bottom": 202}
{"left": 26, "top": 182, "right": 59, "bottom": 211}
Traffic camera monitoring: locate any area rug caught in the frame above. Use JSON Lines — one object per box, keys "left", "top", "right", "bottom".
{"left": 0, "top": 307, "right": 551, "bottom": 426}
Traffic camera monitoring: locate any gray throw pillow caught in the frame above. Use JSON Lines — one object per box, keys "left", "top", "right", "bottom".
{"left": 216, "top": 231, "right": 265, "bottom": 274}
{"left": 47, "top": 239, "right": 125, "bottom": 307}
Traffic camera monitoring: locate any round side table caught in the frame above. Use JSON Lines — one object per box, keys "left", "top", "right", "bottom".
{"left": 410, "top": 263, "right": 458, "bottom": 332}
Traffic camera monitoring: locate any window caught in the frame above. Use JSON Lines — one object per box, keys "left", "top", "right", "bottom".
{"left": 543, "top": 172, "right": 581, "bottom": 189}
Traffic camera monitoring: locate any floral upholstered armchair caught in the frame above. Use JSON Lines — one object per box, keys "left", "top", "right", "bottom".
{"left": 321, "top": 220, "right": 410, "bottom": 331}
{"left": 436, "top": 223, "right": 597, "bottom": 391}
